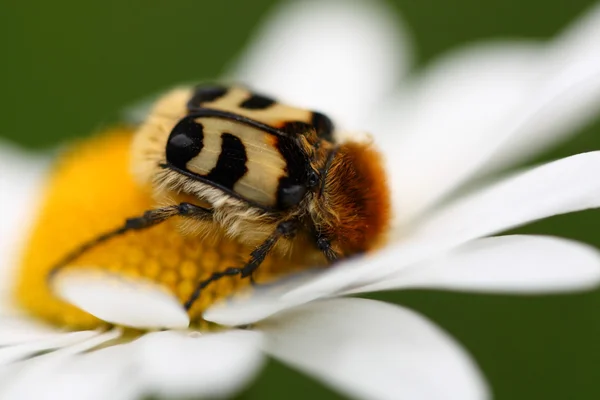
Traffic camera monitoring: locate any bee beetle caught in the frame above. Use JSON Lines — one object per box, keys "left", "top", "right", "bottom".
{"left": 51, "top": 84, "right": 391, "bottom": 310}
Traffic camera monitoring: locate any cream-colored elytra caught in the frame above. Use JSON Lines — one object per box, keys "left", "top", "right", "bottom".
{"left": 192, "top": 86, "right": 312, "bottom": 128}
{"left": 129, "top": 85, "right": 345, "bottom": 268}
{"left": 131, "top": 86, "right": 320, "bottom": 209}
{"left": 185, "top": 117, "right": 287, "bottom": 208}
{"left": 130, "top": 88, "right": 280, "bottom": 250}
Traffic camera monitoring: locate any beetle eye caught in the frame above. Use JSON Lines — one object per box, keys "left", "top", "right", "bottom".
{"left": 307, "top": 170, "right": 319, "bottom": 188}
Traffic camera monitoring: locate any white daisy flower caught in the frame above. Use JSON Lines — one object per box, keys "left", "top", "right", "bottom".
{"left": 2, "top": 1, "right": 600, "bottom": 399}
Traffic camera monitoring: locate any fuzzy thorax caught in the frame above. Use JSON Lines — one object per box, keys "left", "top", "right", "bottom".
{"left": 317, "top": 141, "right": 391, "bottom": 256}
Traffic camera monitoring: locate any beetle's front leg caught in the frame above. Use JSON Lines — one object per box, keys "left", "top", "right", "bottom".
{"left": 48, "top": 203, "right": 212, "bottom": 279}
{"left": 184, "top": 220, "right": 298, "bottom": 310}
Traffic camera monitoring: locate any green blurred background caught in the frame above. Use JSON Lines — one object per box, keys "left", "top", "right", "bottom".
{"left": 2, "top": 0, "right": 600, "bottom": 398}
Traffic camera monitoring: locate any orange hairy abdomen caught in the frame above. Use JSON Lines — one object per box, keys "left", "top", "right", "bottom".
{"left": 323, "top": 142, "right": 391, "bottom": 255}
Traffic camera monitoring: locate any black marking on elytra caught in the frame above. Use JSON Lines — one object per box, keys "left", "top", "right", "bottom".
{"left": 239, "top": 94, "right": 276, "bottom": 110}
{"left": 204, "top": 133, "right": 248, "bottom": 190}
{"left": 187, "top": 84, "right": 228, "bottom": 111}
{"left": 311, "top": 112, "right": 335, "bottom": 142}
{"left": 166, "top": 118, "right": 204, "bottom": 170}
{"left": 164, "top": 162, "right": 278, "bottom": 213}
{"left": 164, "top": 110, "right": 315, "bottom": 212}
{"left": 274, "top": 135, "right": 312, "bottom": 209}
{"left": 184, "top": 109, "right": 288, "bottom": 137}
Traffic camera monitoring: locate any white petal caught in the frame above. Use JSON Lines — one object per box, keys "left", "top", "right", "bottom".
{"left": 0, "top": 142, "right": 50, "bottom": 307}
{"left": 0, "top": 316, "right": 62, "bottom": 345}
{"left": 229, "top": 0, "right": 410, "bottom": 129}
{"left": 482, "top": 3, "right": 600, "bottom": 172}
{"left": 204, "top": 270, "right": 321, "bottom": 326}
{"left": 259, "top": 298, "right": 488, "bottom": 400}
{"left": 350, "top": 235, "right": 600, "bottom": 294}
{"left": 0, "top": 330, "right": 99, "bottom": 365}
{"left": 207, "top": 148, "right": 600, "bottom": 321}
{"left": 276, "top": 151, "right": 600, "bottom": 306}
{"left": 372, "top": 42, "right": 542, "bottom": 223}
{"left": 48, "top": 328, "right": 122, "bottom": 356}
{"left": 136, "top": 329, "right": 263, "bottom": 399}
{"left": 414, "top": 151, "right": 600, "bottom": 246}
{"left": 53, "top": 269, "right": 189, "bottom": 329}
{"left": 0, "top": 331, "right": 140, "bottom": 400}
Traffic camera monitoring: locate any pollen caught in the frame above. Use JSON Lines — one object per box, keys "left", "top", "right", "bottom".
{"left": 15, "top": 129, "right": 308, "bottom": 330}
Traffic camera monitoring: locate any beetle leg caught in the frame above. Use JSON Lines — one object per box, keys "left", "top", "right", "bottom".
{"left": 48, "top": 203, "right": 212, "bottom": 279}
{"left": 184, "top": 220, "right": 297, "bottom": 311}
{"left": 315, "top": 234, "right": 340, "bottom": 263}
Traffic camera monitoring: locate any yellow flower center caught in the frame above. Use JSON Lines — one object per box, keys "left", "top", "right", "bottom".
{"left": 15, "top": 129, "right": 310, "bottom": 330}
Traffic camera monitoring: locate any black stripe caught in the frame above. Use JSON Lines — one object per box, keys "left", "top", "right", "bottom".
{"left": 164, "top": 162, "right": 277, "bottom": 213}
{"left": 166, "top": 118, "right": 204, "bottom": 169}
{"left": 187, "top": 84, "right": 228, "bottom": 111}
{"left": 239, "top": 94, "right": 276, "bottom": 110}
{"left": 186, "top": 109, "right": 288, "bottom": 137}
{"left": 311, "top": 111, "right": 334, "bottom": 142}
{"left": 204, "top": 133, "right": 248, "bottom": 189}
{"left": 275, "top": 136, "right": 311, "bottom": 209}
